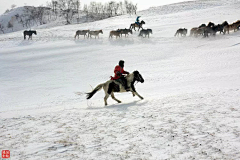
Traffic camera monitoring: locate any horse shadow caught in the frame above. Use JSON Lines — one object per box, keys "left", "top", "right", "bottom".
{"left": 138, "top": 37, "right": 157, "bottom": 45}
{"left": 19, "top": 40, "right": 35, "bottom": 46}
{"left": 74, "top": 38, "right": 104, "bottom": 45}
{"left": 86, "top": 99, "right": 148, "bottom": 111}
{"left": 108, "top": 38, "right": 134, "bottom": 46}
{"left": 105, "top": 99, "right": 148, "bottom": 111}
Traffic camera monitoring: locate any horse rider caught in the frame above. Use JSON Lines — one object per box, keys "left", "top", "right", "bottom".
{"left": 136, "top": 16, "right": 141, "bottom": 27}
{"left": 111, "top": 60, "right": 130, "bottom": 91}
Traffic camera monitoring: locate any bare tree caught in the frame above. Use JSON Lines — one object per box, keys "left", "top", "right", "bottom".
{"left": 7, "top": 21, "right": 13, "bottom": 31}
{"left": 75, "top": 0, "right": 80, "bottom": 23}
{"left": 119, "top": 2, "right": 124, "bottom": 15}
{"left": 36, "top": 6, "right": 46, "bottom": 25}
{"left": 133, "top": 4, "right": 137, "bottom": 15}
{"left": 46, "top": 1, "right": 57, "bottom": 20}
{"left": 56, "top": 0, "right": 78, "bottom": 24}
{"left": 11, "top": 4, "right": 17, "bottom": 10}
{"left": 0, "top": 24, "right": 4, "bottom": 33}
{"left": 124, "top": 0, "right": 137, "bottom": 15}
{"left": 4, "top": 9, "right": 10, "bottom": 14}
{"left": 52, "top": 1, "right": 58, "bottom": 13}
{"left": 108, "top": 1, "right": 115, "bottom": 16}
{"left": 83, "top": 4, "right": 89, "bottom": 21}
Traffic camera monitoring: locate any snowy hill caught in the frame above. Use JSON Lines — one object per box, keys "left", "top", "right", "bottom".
{"left": 0, "top": 6, "right": 104, "bottom": 34}
{"left": 1, "top": 0, "right": 240, "bottom": 159}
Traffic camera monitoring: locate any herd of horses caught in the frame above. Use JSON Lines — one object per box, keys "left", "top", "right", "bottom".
{"left": 23, "top": 19, "right": 240, "bottom": 40}
{"left": 175, "top": 20, "right": 240, "bottom": 37}
{"left": 74, "top": 20, "right": 152, "bottom": 39}
{"left": 23, "top": 20, "right": 153, "bottom": 40}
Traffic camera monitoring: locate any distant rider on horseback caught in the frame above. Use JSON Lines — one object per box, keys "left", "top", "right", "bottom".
{"left": 135, "top": 16, "right": 141, "bottom": 27}
{"left": 111, "top": 60, "right": 130, "bottom": 91}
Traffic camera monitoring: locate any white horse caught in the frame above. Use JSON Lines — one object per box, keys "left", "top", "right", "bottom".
{"left": 86, "top": 71, "right": 144, "bottom": 106}
{"left": 88, "top": 30, "right": 103, "bottom": 39}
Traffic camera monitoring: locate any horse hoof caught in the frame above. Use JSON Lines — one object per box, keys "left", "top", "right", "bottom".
{"left": 118, "top": 101, "right": 121, "bottom": 103}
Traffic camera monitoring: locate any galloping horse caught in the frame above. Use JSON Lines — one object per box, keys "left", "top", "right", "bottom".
{"left": 86, "top": 71, "right": 144, "bottom": 106}
{"left": 129, "top": 20, "right": 146, "bottom": 31}
{"left": 23, "top": 30, "right": 37, "bottom": 40}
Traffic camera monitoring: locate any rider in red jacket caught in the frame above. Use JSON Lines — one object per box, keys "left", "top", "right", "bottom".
{"left": 112, "top": 60, "right": 130, "bottom": 90}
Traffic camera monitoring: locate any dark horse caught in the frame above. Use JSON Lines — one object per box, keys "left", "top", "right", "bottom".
{"left": 129, "top": 20, "right": 146, "bottom": 31}
{"left": 23, "top": 30, "right": 37, "bottom": 40}
{"left": 213, "top": 21, "right": 229, "bottom": 34}
{"left": 86, "top": 71, "right": 144, "bottom": 106}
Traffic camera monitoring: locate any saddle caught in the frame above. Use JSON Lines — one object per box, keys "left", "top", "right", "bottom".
{"left": 110, "top": 77, "right": 127, "bottom": 92}
{"left": 135, "top": 22, "right": 140, "bottom": 25}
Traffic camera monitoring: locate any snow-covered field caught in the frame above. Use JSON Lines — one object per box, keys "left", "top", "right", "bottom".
{"left": 1, "top": 0, "right": 240, "bottom": 159}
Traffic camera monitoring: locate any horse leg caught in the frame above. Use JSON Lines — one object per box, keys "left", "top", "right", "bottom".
{"left": 104, "top": 94, "right": 110, "bottom": 106}
{"left": 134, "top": 92, "right": 144, "bottom": 100}
{"left": 111, "top": 92, "right": 121, "bottom": 103}
{"left": 132, "top": 92, "right": 136, "bottom": 97}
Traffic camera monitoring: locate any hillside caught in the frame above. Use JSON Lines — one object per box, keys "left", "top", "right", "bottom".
{"left": 0, "top": 6, "right": 111, "bottom": 34}
{"left": 1, "top": 0, "right": 240, "bottom": 159}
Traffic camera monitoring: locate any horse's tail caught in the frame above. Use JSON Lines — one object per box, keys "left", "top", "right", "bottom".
{"left": 174, "top": 31, "right": 178, "bottom": 37}
{"left": 74, "top": 31, "right": 78, "bottom": 39}
{"left": 86, "top": 83, "right": 104, "bottom": 99}
{"left": 129, "top": 24, "right": 132, "bottom": 29}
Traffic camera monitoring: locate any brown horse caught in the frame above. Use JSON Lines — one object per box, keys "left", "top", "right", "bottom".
{"left": 224, "top": 21, "right": 239, "bottom": 34}
{"left": 74, "top": 30, "right": 89, "bottom": 39}
{"left": 224, "top": 24, "right": 238, "bottom": 34}
{"left": 190, "top": 28, "right": 198, "bottom": 36}
{"left": 129, "top": 20, "right": 146, "bottom": 31}
{"left": 109, "top": 30, "right": 121, "bottom": 38}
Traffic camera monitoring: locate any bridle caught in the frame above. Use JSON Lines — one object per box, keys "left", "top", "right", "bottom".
{"left": 134, "top": 72, "right": 144, "bottom": 85}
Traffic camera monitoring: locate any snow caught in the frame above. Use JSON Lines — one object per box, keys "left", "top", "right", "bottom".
{"left": 1, "top": 0, "right": 240, "bottom": 159}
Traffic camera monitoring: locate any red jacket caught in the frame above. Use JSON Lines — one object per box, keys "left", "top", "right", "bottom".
{"left": 111, "top": 65, "right": 128, "bottom": 80}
